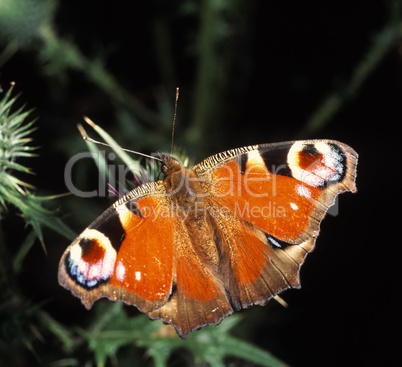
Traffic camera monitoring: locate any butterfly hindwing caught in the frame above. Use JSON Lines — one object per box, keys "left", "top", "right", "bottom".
{"left": 147, "top": 211, "right": 233, "bottom": 337}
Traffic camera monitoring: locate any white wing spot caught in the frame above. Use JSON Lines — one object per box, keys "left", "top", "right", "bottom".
{"left": 290, "top": 202, "right": 299, "bottom": 210}
{"left": 247, "top": 150, "right": 265, "bottom": 166}
{"left": 116, "top": 260, "right": 126, "bottom": 283}
{"left": 296, "top": 184, "right": 311, "bottom": 199}
{"left": 268, "top": 236, "right": 282, "bottom": 248}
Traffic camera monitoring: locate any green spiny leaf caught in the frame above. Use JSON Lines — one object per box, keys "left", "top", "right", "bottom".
{"left": 12, "top": 228, "right": 37, "bottom": 273}
{"left": 0, "top": 84, "right": 76, "bottom": 257}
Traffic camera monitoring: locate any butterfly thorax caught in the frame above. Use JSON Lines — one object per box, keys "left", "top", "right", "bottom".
{"left": 160, "top": 154, "right": 207, "bottom": 221}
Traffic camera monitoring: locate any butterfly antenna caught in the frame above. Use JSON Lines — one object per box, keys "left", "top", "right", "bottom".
{"left": 78, "top": 122, "right": 163, "bottom": 162}
{"left": 171, "top": 87, "right": 179, "bottom": 156}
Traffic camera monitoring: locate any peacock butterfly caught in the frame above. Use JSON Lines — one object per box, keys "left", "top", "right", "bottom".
{"left": 58, "top": 139, "right": 358, "bottom": 338}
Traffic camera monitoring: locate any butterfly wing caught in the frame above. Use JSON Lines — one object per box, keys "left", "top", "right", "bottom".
{"left": 192, "top": 139, "right": 358, "bottom": 309}
{"left": 58, "top": 181, "right": 177, "bottom": 313}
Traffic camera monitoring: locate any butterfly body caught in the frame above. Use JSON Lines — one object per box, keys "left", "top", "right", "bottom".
{"left": 59, "top": 139, "right": 358, "bottom": 338}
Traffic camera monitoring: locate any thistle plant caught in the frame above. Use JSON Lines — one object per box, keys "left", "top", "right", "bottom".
{"left": 0, "top": 84, "right": 36, "bottom": 186}
{"left": 0, "top": 83, "right": 78, "bottom": 364}
{"left": 0, "top": 83, "right": 74, "bottom": 256}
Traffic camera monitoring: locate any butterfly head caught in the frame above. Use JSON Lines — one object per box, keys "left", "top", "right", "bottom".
{"left": 158, "top": 151, "right": 182, "bottom": 177}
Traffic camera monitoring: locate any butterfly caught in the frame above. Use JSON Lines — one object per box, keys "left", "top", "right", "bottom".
{"left": 58, "top": 139, "right": 358, "bottom": 338}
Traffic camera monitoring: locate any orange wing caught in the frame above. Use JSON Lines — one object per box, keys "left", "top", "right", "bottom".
{"left": 193, "top": 139, "right": 358, "bottom": 309}
{"left": 58, "top": 182, "right": 176, "bottom": 312}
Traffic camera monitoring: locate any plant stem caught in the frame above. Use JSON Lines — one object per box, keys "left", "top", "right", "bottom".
{"left": 38, "top": 23, "right": 164, "bottom": 128}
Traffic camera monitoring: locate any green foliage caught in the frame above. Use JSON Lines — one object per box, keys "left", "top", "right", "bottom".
{"left": 0, "top": 0, "right": 57, "bottom": 66}
{"left": 65, "top": 302, "right": 285, "bottom": 367}
{"left": 0, "top": 84, "right": 75, "bottom": 250}
{"left": 0, "top": 0, "right": 56, "bottom": 45}
{"left": 0, "top": 84, "right": 76, "bottom": 365}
